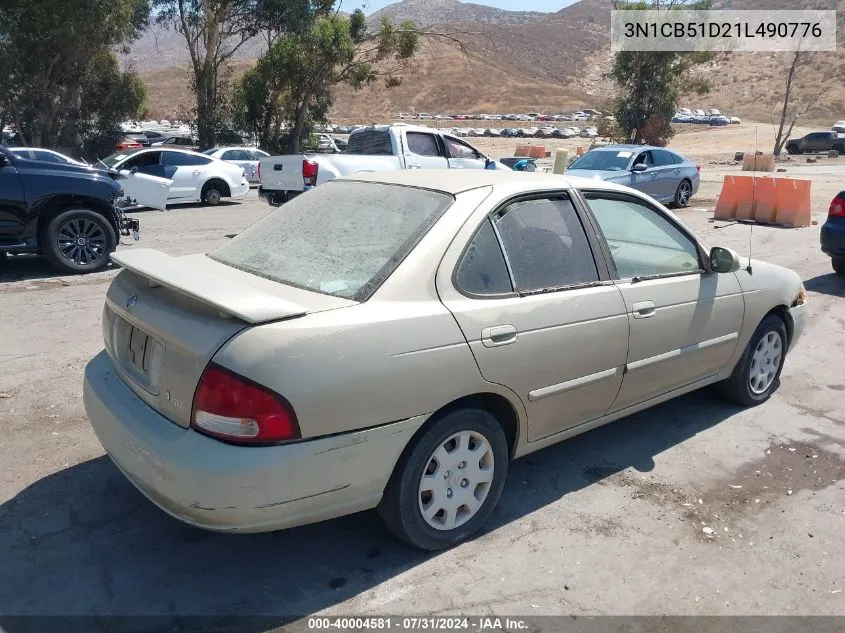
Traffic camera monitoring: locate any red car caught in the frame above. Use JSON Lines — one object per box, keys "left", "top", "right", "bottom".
{"left": 115, "top": 139, "right": 143, "bottom": 151}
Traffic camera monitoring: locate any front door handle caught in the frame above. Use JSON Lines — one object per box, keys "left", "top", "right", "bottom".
{"left": 632, "top": 300, "right": 657, "bottom": 319}
{"left": 407, "top": 162, "right": 422, "bottom": 169}
{"left": 481, "top": 325, "right": 518, "bottom": 347}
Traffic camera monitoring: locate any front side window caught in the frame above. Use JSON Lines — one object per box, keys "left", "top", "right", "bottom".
{"left": 406, "top": 132, "right": 441, "bottom": 157}
{"left": 210, "top": 181, "right": 453, "bottom": 301}
{"left": 32, "top": 150, "right": 64, "bottom": 163}
{"left": 494, "top": 196, "right": 599, "bottom": 292}
{"left": 583, "top": 194, "right": 701, "bottom": 279}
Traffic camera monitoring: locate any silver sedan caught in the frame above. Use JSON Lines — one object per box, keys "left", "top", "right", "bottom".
{"left": 83, "top": 170, "right": 807, "bottom": 550}
{"left": 567, "top": 144, "right": 701, "bottom": 208}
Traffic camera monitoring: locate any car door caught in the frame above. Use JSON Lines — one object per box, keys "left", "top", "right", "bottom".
{"left": 650, "top": 149, "right": 682, "bottom": 202}
{"left": 442, "top": 135, "right": 487, "bottom": 169}
{"left": 437, "top": 192, "right": 630, "bottom": 442}
{"left": 402, "top": 131, "right": 448, "bottom": 169}
{"left": 629, "top": 150, "right": 660, "bottom": 197}
{"left": 161, "top": 150, "right": 209, "bottom": 200}
{"left": 118, "top": 172, "right": 172, "bottom": 211}
{"left": 0, "top": 153, "right": 27, "bottom": 237}
{"left": 580, "top": 190, "right": 744, "bottom": 411}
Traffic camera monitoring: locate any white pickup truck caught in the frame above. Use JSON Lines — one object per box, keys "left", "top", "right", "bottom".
{"left": 257, "top": 124, "right": 509, "bottom": 205}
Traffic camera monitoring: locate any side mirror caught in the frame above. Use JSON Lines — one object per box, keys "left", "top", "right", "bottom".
{"left": 631, "top": 163, "right": 648, "bottom": 172}
{"left": 130, "top": 166, "right": 139, "bottom": 174}
{"left": 710, "top": 246, "right": 742, "bottom": 273}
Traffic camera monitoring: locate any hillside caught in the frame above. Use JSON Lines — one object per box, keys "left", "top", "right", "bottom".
{"left": 134, "top": 0, "right": 845, "bottom": 125}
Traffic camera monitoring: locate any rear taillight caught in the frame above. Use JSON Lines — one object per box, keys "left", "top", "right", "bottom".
{"left": 302, "top": 159, "right": 318, "bottom": 188}
{"left": 191, "top": 363, "right": 300, "bottom": 445}
{"left": 696, "top": 164, "right": 701, "bottom": 173}
{"left": 829, "top": 192, "right": 845, "bottom": 217}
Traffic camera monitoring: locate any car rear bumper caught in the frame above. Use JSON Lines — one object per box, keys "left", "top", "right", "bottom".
{"left": 83, "top": 351, "right": 426, "bottom": 533}
{"left": 820, "top": 218, "right": 845, "bottom": 257}
{"left": 230, "top": 179, "right": 250, "bottom": 199}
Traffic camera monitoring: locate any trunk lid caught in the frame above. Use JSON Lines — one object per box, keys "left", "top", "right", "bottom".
{"left": 103, "top": 249, "right": 355, "bottom": 428}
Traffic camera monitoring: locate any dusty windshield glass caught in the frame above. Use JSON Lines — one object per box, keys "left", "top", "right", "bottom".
{"left": 210, "top": 180, "right": 453, "bottom": 300}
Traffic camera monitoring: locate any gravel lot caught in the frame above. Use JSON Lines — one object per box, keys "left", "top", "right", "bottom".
{"left": 1, "top": 154, "right": 844, "bottom": 627}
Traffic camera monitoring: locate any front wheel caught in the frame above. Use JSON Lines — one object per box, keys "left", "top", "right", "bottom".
{"left": 832, "top": 256, "right": 845, "bottom": 275}
{"left": 673, "top": 179, "right": 692, "bottom": 208}
{"left": 378, "top": 408, "right": 508, "bottom": 551}
{"left": 42, "top": 208, "right": 117, "bottom": 274}
{"left": 718, "top": 315, "right": 787, "bottom": 406}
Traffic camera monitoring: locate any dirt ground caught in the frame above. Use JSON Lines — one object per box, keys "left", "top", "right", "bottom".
{"left": 0, "top": 126, "right": 844, "bottom": 629}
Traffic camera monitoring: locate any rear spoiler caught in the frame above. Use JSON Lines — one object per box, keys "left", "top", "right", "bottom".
{"left": 110, "top": 249, "right": 307, "bottom": 324}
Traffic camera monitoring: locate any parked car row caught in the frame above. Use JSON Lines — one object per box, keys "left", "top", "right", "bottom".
{"left": 396, "top": 111, "right": 600, "bottom": 122}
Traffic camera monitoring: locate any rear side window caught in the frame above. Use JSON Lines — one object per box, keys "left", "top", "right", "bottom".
{"left": 494, "top": 196, "right": 599, "bottom": 292}
{"left": 162, "top": 151, "right": 211, "bottom": 166}
{"left": 32, "top": 150, "right": 65, "bottom": 163}
{"left": 406, "top": 132, "right": 441, "bottom": 157}
{"left": 346, "top": 130, "right": 393, "bottom": 155}
{"left": 455, "top": 219, "right": 512, "bottom": 296}
{"left": 210, "top": 181, "right": 453, "bottom": 301}
{"left": 651, "top": 149, "right": 677, "bottom": 166}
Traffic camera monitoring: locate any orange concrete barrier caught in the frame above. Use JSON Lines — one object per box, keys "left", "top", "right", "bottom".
{"left": 774, "top": 178, "right": 812, "bottom": 227}
{"left": 714, "top": 175, "right": 811, "bottom": 227}
{"left": 714, "top": 175, "right": 753, "bottom": 220}
{"left": 742, "top": 154, "right": 776, "bottom": 172}
{"left": 515, "top": 145, "right": 530, "bottom": 157}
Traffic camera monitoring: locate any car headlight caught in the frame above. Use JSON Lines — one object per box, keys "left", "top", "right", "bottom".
{"left": 793, "top": 284, "right": 807, "bottom": 306}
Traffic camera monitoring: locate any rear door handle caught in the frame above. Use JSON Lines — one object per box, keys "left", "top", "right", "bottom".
{"left": 632, "top": 301, "right": 657, "bottom": 319}
{"left": 481, "top": 325, "right": 518, "bottom": 347}
{"left": 407, "top": 163, "right": 422, "bottom": 169}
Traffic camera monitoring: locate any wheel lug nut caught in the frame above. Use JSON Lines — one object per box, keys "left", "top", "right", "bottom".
{"left": 446, "top": 489, "right": 453, "bottom": 498}
{"left": 461, "top": 479, "right": 468, "bottom": 488}
{"left": 458, "top": 461, "right": 466, "bottom": 469}
{"left": 444, "top": 470, "right": 450, "bottom": 479}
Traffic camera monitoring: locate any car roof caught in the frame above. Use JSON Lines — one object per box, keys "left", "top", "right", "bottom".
{"left": 343, "top": 169, "right": 634, "bottom": 196}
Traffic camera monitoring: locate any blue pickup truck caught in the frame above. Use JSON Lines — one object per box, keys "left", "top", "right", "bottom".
{"left": 821, "top": 192, "right": 845, "bottom": 274}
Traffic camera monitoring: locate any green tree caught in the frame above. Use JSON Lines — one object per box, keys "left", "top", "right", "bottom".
{"left": 0, "top": 0, "right": 148, "bottom": 151}
{"left": 151, "top": 0, "right": 330, "bottom": 149}
{"left": 233, "top": 11, "right": 420, "bottom": 153}
{"left": 610, "top": 0, "right": 713, "bottom": 145}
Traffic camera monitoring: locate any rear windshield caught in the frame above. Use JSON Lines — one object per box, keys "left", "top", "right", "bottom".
{"left": 346, "top": 130, "right": 393, "bottom": 155}
{"left": 209, "top": 180, "right": 453, "bottom": 301}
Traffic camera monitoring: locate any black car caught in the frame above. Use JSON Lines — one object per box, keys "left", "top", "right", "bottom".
{"left": 126, "top": 133, "right": 152, "bottom": 148}
{"left": 0, "top": 145, "right": 139, "bottom": 273}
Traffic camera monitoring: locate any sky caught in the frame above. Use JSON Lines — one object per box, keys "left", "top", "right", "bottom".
{"left": 349, "top": 0, "right": 579, "bottom": 14}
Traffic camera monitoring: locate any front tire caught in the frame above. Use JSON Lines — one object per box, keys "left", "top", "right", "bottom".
{"left": 378, "top": 408, "right": 508, "bottom": 551}
{"left": 832, "top": 256, "right": 845, "bottom": 275}
{"left": 42, "top": 208, "right": 117, "bottom": 274}
{"left": 719, "top": 314, "right": 787, "bottom": 407}
{"left": 673, "top": 179, "right": 692, "bottom": 208}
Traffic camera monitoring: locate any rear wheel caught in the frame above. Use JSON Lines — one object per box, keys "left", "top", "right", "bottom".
{"left": 832, "top": 256, "right": 845, "bottom": 275}
{"left": 201, "top": 181, "right": 224, "bottom": 206}
{"left": 378, "top": 408, "right": 508, "bottom": 551}
{"left": 673, "top": 179, "right": 692, "bottom": 208}
{"left": 719, "top": 314, "right": 787, "bottom": 406}
{"left": 42, "top": 208, "right": 117, "bottom": 274}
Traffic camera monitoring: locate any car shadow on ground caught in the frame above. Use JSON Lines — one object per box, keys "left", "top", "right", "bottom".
{"left": 0, "top": 390, "right": 740, "bottom": 631}
{"left": 0, "top": 253, "right": 123, "bottom": 284}
{"left": 804, "top": 272, "right": 844, "bottom": 298}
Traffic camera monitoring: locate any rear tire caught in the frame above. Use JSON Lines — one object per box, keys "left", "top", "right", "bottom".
{"left": 673, "top": 179, "right": 693, "bottom": 208}
{"left": 42, "top": 208, "right": 117, "bottom": 274}
{"left": 718, "top": 314, "right": 787, "bottom": 407}
{"left": 378, "top": 407, "right": 508, "bottom": 551}
{"left": 202, "top": 182, "right": 223, "bottom": 206}
{"left": 832, "top": 256, "right": 845, "bottom": 275}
